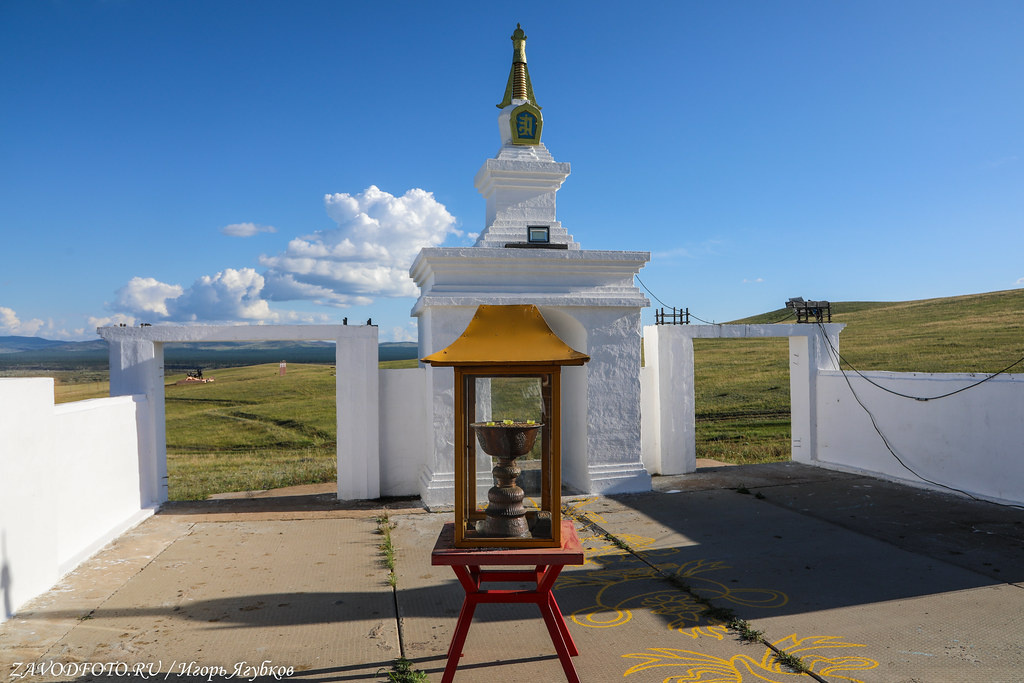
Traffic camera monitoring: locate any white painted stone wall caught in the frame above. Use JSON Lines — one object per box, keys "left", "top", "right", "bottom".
{"left": 379, "top": 368, "right": 430, "bottom": 497}
{"left": 0, "top": 380, "right": 152, "bottom": 623}
{"left": 641, "top": 323, "right": 1024, "bottom": 506}
{"left": 54, "top": 396, "right": 155, "bottom": 572}
{"left": 0, "top": 379, "right": 55, "bottom": 622}
{"left": 816, "top": 370, "right": 1024, "bottom": 505}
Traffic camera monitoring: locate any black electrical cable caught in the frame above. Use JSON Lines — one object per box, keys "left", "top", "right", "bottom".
{"left": 819, "top": 323, "right": 1024, "bottom": 510}
{"left": 634, "top": 275, "right": 719, "bottom": 324}
{"left": 765, "top": 310, "right": 797, "bottom": 324}
{"left": 817, "top": 322, "right": 1024, "bottom": 402}
{"left": 635, "top": 274, "right": 672, "bottom": 309}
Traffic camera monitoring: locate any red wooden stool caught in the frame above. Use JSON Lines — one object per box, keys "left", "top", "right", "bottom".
{"left": 431, "top": 521, "right": 585, "bottom": 683}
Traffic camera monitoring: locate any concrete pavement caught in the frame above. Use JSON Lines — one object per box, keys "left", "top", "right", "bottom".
{"left": 2, "top": 462, "right": 1023, "bottom": 682}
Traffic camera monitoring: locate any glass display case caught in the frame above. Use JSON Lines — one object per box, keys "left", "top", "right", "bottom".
{"left": 422, "top": 305, "right": 588, "bottom": 548}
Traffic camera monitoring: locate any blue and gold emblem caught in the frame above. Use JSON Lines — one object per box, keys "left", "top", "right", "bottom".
{"left": 510, "top": 102, "right": 543, "bottom": 145}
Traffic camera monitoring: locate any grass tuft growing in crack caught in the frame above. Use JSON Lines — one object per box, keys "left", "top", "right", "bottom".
{"left": 372, "top": 513, "right": 429, "bottom": 682}
{"left": 774, "top": 649, "right": 812, "bottom": 674}
{"left": 378, "top": 657, "right": 428, "bottom": 682}
{"left": 727, "top": 617, "right": 764, "bottom": 643}
{"left": 375, "top": 511, "right": 398, "bottom": 588}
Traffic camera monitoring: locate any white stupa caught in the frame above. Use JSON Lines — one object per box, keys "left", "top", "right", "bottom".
{"left": 411, "top": 25, "right": 651, "bottom": 508}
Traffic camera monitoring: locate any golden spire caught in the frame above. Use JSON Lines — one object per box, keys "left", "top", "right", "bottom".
{"left": 497, "top": 24, "right": 539, "bottom": 109}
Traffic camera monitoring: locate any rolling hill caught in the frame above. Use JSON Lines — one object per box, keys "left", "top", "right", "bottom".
{"left": 690, "top": 288, "right": 1024, "bottom": 464}
{"left": 734, "top": 288, "right": 1024, "bottom": 373}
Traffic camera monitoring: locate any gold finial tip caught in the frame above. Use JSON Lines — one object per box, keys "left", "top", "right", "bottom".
{"left": 497, "top": 23, "right": 538, "bottom": 110}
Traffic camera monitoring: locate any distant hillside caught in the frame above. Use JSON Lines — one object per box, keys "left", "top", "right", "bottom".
{"left": 0, "top": 336, "right": 73, "bottom": 353}
{"left": 0, "top": 336, "right": 419, "bottom": 371}
{"left": 732, "top": 288, "right": 1024, "bottom": 373}
{"left": 377, "top": 341, "right": 419, "bottom": 362}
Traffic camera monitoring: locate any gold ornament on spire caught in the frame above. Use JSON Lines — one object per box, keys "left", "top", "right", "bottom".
{"left": 497, "top": 23, "right": 540, "bottom": 109}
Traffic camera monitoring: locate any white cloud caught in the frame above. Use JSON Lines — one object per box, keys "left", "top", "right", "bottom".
{"left": 108, "top": 185, "right": 456, "bottom": 326}
{"left": 110, "top": 269, "right": 316, "bottom": 324}
{"left": 222, "top": 222, "right": 277, "bottom": 237}
{"left": 742, "top": 277, "right": 765, "bottom": 284}
{"left": 653, "top": 239, "right": 723, "bottom": 262}
{"left": 261, "top": 272, "right": 374, "bottom": 307}
{"left": 980, "top": 155, "right": 1019, "bottom": 171}
{"left": 386, "top": 322, "right": 418, "bottom": 343}
{"left": 260, "top": 186, "right": 457, "bottom": 305}
{"left": 653, "top": 247, "right": 693, "bottom": 260}
{"left": 1016, "top": 276, "right": 1024, "bottom": 286}
{"left": 0, "top": 306, "right": 45, "bottom": 335}
{"left": 172, "top": 268, "right": 274, "bottom": 321}
{"left": 89, "top": 313, "right": 137, "bottom": 328}
{"left": 114, "top": 277, "right": 184, "bottom": 317}
{"left": 0, "top": 309, "right": 92, "bottom": 340}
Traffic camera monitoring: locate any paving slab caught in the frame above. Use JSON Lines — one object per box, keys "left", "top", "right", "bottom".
{"left": 3, "top": 512, "right": 403, "bottom": 683}
{"left": 654, "top": 462, "right": 1024, "bottom": 584}
{"left": 51, "top": 519, "right": 397, "bottom": 674}
{"left": 4, "top": 464, "right": 1024, "bottom": 683}
{"left": 566, "top": 483, "right": 1024, "bottom": 682}
{"left": 749, "top": 473, "right": 1024, "bottom": 585}
{"left": 395, "top": 509, "right": 828, "bottom": 682}
{"left": 0, "top": 516, "right": 193, "bottom": 670}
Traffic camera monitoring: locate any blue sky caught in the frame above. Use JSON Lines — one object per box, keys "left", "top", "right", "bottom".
{"left": 1, "top": 1, "right": 1021, "bottom": 341}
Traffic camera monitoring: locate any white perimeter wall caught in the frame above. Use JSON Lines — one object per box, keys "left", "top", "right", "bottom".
{"left": 1, "top": 379, "right": 153, "bottom": 623}
{"left": 816, "top": 370, "right": 1024, "bottom": 506}
{"left": 1, "top": 364, "right": 421, "bottom": 623}
{"left": 379, "top": 368, "right": 429, "bottom": 497}
{"left": 641, "top": 324, "right": 1024, "bottom": 507}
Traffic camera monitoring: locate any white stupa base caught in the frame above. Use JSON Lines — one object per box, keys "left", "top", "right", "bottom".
{"left": 584, "top": 462, "right": 653, "bottom": 495}
{"left": 412, "top": 246, "right": 651, "bottom": 508}
{"left": 418, "top": 467, "right": 455, "bottom": 512}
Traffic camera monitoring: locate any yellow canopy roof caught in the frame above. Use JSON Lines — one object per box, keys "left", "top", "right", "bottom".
{"left": 421, "top": 305, "right": 589, "bottom": 367}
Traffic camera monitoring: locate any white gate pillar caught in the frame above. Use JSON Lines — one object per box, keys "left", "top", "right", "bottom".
{"left": 107, "top": 337, "right": 165, "bottom": 504}
{"left": 642, "top": 323, "right": 845, "bottom": 473}
{"left": 789, "top": 325, "right": 842, "bottom": 464}
{"left": 99, "top": 325, "right": 379, "bottom": 503}
{"left": 335, "top": 330, "right": 380, "bottom": 500}
{"left": 642, "top": 326, "right": 696, "bottom": 475}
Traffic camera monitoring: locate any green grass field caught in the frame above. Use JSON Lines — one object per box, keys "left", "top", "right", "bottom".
{"left": 163, "top": 363, "right": 338, "bottom": 500}
{"left": 693, "top": 337, "right": 793, "bottom": 465}
{"left": 44, "top": 289, "right": 1024, "bottom": 497}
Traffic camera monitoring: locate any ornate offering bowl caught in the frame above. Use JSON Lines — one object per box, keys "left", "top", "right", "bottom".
{"left": 470, "top": 421, "right": 543, "bottom": 537}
